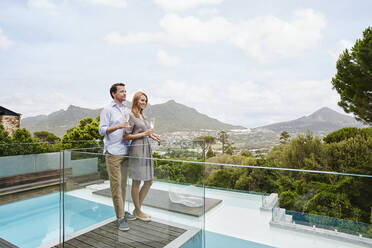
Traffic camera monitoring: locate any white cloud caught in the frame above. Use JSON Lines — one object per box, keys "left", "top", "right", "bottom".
{"left": 0, "top": 28, "right": 12, "bottom": 51}
{"left": 105, "top": 14, "right": 230, "bottom": 45}
{"left": 105, "top": 31, "right": 164, "bottom": 44}
{"left": 159, "top": 14, "right": 230, "bottom": 43}
{"left": 29, "top": 0, "right": 128, "bottom": 10}
{"left": 339, "top": 40, "right": 353, "bottom": 50}
{"left": 28, "top": 0, "right": 57, "bottom": 12}
{"left": 105, "top": 9, "right": 326, "bottom": 61}
{"left": 330, "top": 39, "right": 354, "bottom": 59}
{"left": 0, "top": 92, "right": 99, "bottom": 118}
{"left": 154, "top": 0, "right": 223, "bottom": 11}
{"left": 269, "top": 79, "right": 340, "bottom": 116}
{"left": 228, "top": 9, "right": 326, "bottom": 60}
{"left": 148, "top": 78, "right": 341, "bottom": 127}
{"left": 197, "top": 8, "right": 219, "bottom": 16}
{"left": 156, "top": 50, "right": 180, "bottom": 66}
{"left": 83, "top": 0, "right": 127, "bottom": 8}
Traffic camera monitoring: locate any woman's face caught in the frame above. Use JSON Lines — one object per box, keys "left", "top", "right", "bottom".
{"left": 137, "top": 95, "right": 147, "bottom": 110}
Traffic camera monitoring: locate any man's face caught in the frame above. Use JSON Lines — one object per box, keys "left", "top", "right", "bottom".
{"left": 113, "top": 86, "right": 126, "bottom": 102}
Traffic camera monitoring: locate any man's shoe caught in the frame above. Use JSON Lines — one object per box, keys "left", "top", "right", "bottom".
{"left": 117, "top": 218, "right": 130, "bottom": 231}
{"left": 124, "top": 211, "right": 136, "bottom": 221}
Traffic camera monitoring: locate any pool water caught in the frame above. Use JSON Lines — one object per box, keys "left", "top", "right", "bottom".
{"left": 205, "top": 231, "right": 275, "bottom": 248}
{"left": 0, "top": 193, "right": 114, "bottom": 248}
{"left": 181, "top": 230, "right": 275, "bottom": 248}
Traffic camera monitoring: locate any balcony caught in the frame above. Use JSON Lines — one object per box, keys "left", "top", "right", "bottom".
{"left": 0, "top": 141, "right": 371, "bottom": 248}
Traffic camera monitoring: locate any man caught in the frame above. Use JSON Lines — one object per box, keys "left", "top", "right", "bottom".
{"left": 99, "top": 83, "right": 136, "bottom": 231}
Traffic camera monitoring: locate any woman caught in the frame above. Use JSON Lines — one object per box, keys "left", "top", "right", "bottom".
{"left": 123, "top": 91, "right": 161, "bottom": 221}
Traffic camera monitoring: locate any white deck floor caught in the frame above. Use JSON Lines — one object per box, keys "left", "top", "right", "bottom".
{"left": 67, "top": 181, "right": 371, "bottom": 248}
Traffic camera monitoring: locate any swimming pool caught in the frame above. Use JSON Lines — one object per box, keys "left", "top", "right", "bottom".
{"left": 180, "top": 230, "right": 275, "bottom": 248}
{"left": 0, "top": 193, "right": 114, "bottom": 248}
{"left": 206, "top": 231, "right": 275, "bottom": 248}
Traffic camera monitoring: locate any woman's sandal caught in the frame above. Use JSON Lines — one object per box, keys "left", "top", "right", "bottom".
{"left": 133, "top": 210, "right": 151, "bottom": 222}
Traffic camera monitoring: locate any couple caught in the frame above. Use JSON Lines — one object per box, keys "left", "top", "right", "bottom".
{"left": 99, "top": 83, "right": 161, "bottom": 231}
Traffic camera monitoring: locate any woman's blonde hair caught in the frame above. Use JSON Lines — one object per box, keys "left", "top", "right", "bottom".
{"left": 131, "top": 91, "right": 148, "bottom": 119}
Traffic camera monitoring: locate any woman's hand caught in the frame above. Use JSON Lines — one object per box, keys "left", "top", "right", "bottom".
{"left": 150, "top": 134, "right": 161, "bottom": 144}
{"left": 144, "top": 128, "right": 154, "bottom": 136}
{"left": 124, "top": 128, "right": 153, "bottom": 140}
{"left": 154, "top": 134, "right": 161, "bottom": 142}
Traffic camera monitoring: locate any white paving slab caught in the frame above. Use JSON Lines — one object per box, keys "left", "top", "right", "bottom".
{"left": 66, "top": 180, "right": 371, "bottom": 248}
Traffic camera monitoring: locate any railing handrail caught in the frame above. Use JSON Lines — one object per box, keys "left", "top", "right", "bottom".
{"left": 68, "top": 150, "right": 372, "bottom": 178}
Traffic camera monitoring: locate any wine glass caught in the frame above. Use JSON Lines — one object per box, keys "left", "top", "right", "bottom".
{"left": 124, "top": 112, "right": 130, "bottom": 122}
{"left": 149, "top": 117, "right": 155, "bottom": 129}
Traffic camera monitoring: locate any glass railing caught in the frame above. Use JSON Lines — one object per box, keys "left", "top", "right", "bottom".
{"left": 0, "top": 141, "right": 101, "bottom": 248}
{"left": 201, "top": 159, "right": 372, "bottom": 247}
{"left": 0, "top": 142, "right": 64, "bottom": 248}
{"left": 268, "top": 170, "right": 372, "bottom": 241}
{"left": 284, "top": 210, "right": 371, "bottom": 237}
{"left": 62, "top": 142, "right": 205, "bottom": 248}
{"left": 1, "top": 141, "right": 371, "bottom": 248}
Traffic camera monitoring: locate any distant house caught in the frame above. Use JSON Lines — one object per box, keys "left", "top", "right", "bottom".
{"left": 0, "top": 106, "right": 21, "bottom": 136}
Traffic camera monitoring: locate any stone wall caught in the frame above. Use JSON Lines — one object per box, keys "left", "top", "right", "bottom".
{"left": 0, "top": 115, "right": 20, "bottom": 136}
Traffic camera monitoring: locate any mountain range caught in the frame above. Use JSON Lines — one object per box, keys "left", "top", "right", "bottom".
{"left": 255, "top": 107, "right": 366, "bottom": 136}
{"left": 21, "top": 100, "right": 243, "bottom": 137}
{"left": 20, "top": 101, "right": 366, "bottom": 138}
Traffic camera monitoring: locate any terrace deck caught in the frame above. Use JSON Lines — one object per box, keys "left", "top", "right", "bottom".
{"left": 0, "top": 238, "right": 19, "bottom": 248}
{"left": 54, "top": 219, "right": 188, "bottom": 248}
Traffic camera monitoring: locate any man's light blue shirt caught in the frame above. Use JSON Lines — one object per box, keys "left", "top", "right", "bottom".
{"left": 99, "top": 101, "right": 130, "bottom": 155}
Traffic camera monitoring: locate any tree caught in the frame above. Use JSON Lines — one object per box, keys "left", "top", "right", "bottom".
{"left": 240, "top": 150, "right": 253, "bottom": 157}
{"left": 34, "top": 131, "right": 61, "bottom": 143}
{"left": 325, "top": 134, "right": 372, "bottom": 174}
{"left": 225, "top": 142, "right": 234, "bottom": 155}
{"left": 11, "top": 128, "right": 45, "bottom": 155}
{"left": 218, "top": 131, "right": 228, "bottom": 153}
{"left": 280, "top": 131, "right": 290, "bottom": 144}
{"left": 62, "top": 117, "right": 102, "bottom": 149}
{"left": 303, "top": 190, "right": 356, "bottom": 220}
{"left": 270, "top": 130, "right": 324, "bottom": 170}
{"left": 0, "top": 125, "right": 61, "bottom": 156}
{"left": 206, "top": 146, "right": 215, "bottom": 158}
{"left": 206, "top": 169, "right": 235, "bottom": 189}
{"left": 323, "top": 127, "right": 372, "bottom": 143}
{"left": 193, "top": 136, "right": 216, "bottom": 158}
{"left": 217, "top": 131, "right": 235, "bottom": 154}
{"left": 0, "top": 125, "right": 11, "bottom": 143}
{"left": 0, "top": 125, "right": 12, "bottom": 156}
{"left": 33, "top": 131, "right": 63, "bottom": 153}
{"left": 331, "top": 26, "right": 372, "bottom": 124}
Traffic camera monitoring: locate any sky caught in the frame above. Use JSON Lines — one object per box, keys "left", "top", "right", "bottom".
{"left": 0, "top": 0, "right": 371, "bottom": 128}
